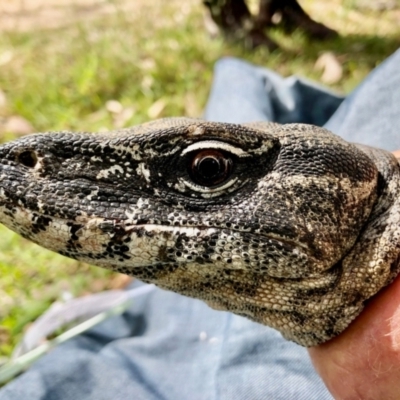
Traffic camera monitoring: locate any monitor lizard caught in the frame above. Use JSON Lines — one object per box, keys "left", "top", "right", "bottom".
{"left": 0, "top": 118, "right": 399, "bottom": 347}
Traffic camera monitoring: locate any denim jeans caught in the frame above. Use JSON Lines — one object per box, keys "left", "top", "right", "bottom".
{"left": 205, "top": 50, "right": 400, "bottom": 151}
{"left": 1, "top": 48, "right": 400, "bottom": 400}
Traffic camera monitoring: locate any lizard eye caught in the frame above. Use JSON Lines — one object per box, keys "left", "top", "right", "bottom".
{"left": 189, "top": 149, "right": 233, "bottom": 187}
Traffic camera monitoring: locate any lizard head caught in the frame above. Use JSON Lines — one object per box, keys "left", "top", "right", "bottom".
{"left": 0, "top": 118, "right": 381, "bottom": 345}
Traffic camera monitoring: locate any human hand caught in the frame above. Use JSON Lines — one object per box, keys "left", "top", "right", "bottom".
{"left": 308, "top": 150, "right": 400, "bottom": 400}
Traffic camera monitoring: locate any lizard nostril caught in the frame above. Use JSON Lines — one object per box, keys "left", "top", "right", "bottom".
{"left": 17, "top": 150, "right": 38, "bottom": 168}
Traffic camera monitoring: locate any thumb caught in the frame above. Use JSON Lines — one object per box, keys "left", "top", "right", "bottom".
{"left": 392, "top": 149, "right": 400, "bottom": 159}
{"left": 308, "top": 274, "right": 400, "bottom": 399}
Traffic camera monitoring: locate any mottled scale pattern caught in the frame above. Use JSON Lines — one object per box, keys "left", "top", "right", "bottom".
{"left": 0, "top": 118, "right": 399, "bottom": 346}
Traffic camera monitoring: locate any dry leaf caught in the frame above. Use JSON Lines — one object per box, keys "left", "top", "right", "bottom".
{"left": 139, "top": 58, "right": 156, "bottom": 70}
{"left": 0, "top": 326, "right": 10, "bottom": 345}
{"left": 354, "top": 0, "right": 398, "bottom": 11}
{"left": 105, "top": 99, "right": 123, "bottom": 114}
{"left": 141, "top": 75, "right": 154, "bottom": 91}
{"left": 0, "top": 50, "right": 13, "bottom": 66}
{"left": 2, "top": 115, "right": 35, "bottom": 136}
{"left": 0, "top": 89, "right": 6, "bottom": 109}
{"left": 184, "top": 92, "right": 201, "bottom": 118}
{"left": 0, "top": 290, "right": 14, "bottom": 310}
{"left": 203, "top": 12, "right": 219, "bottom": 38}
{"left": 113, "top": 107, "right": 135, "bottom": 128}
{"left": 315, "top": 52, "right": 343, "bottom": 85}
{"left": 109, "top": 274, "right": 133, "bottom": 290}
{"left": 147, "top": 99, "right": 166, "bottom": 119}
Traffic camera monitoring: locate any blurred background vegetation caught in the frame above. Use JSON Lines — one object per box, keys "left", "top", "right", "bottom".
{"left": 0, "top": 0, "right": 399, "bottom": 358}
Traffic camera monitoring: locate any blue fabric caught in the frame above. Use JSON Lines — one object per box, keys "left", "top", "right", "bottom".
{"left": 205, "top": 49, "right": 400, "bottom": 151}
{"left": 204, "top": 57, "right": 344, "bottom": 127}
{"left": 0, "top": 282, "right": 331, "bottom": 400}
{"left": 2, "top": 48, "right": 400, "bottom": 399}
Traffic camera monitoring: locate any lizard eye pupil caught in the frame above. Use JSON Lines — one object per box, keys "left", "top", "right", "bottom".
{"left": 190, "top": 149, "right": 233, "bottom": 187}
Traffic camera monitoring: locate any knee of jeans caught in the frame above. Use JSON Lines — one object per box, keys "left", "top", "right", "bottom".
{"left": 214, "top": 57, "right": 257, "bottom": 76}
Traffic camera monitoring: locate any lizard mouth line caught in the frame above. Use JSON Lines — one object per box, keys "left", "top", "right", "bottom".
{"left": 110, "top": 223, "right": 310, "bottom": 255}
{"left": 0, "top": 202, "right": 310, "bottom": 263}
{"left": 0, "top": 199, "right": 309, "bottom": 254}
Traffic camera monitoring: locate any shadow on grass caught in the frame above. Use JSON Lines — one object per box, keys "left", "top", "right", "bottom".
{"left": 226, "top": 28, "right": 400, "bottom": 92}
{"left": 288, "top": 32, "right": 399, "bottom": 61}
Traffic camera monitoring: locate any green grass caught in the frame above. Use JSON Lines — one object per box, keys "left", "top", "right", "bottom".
{"left": 0, "top": 0, "right": 399, "bottom": 357}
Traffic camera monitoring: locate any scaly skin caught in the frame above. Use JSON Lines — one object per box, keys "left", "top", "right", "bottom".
{"left": 0, "top": 118, "right": 399, "bottom": 346}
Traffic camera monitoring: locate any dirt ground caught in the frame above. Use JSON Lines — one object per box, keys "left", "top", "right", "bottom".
{"left": 0, "top": 0, "right": 169, "bottom": 32}
{"left": 2, "top": 0, "right": 399, "bottom": 36}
